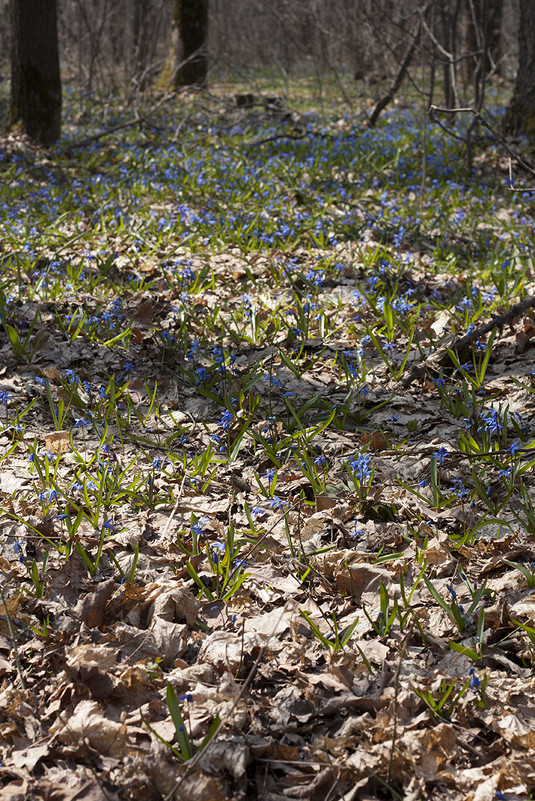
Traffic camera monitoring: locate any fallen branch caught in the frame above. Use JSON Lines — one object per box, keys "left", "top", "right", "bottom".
{"left": 244, "top": 127, "right": 330, "bottom": 147}
{"left": 0, "top": 582, "right": 25, "bottom": 691}
{"left": 245, "top": 132, "right": 309, "bottom": 147}
{"left": 400, "top": 293, "right": 535, "bottom": 388}
{"left": 65, "top": 92, "right": 175, "bottom": 150}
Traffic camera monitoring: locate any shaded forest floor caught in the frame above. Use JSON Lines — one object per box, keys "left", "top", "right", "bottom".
{"left": 1, "top": 79, "right": 535, "bottom": 800}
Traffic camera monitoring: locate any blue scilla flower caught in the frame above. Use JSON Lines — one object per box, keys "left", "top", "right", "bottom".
{"left": 508, "top": 439, "right": 521, "bottom": 455}
{"left": 219, "top": 410, "right": 234, "bottom": 432}
{"left": 264, "top": 468, "right": 276, "bottom": 483}
{"left": 392, "top": 292, "right": 414, "bottom": 315}
{"left": 265, "top": 373, "right": 282, "bottom": 388}
{"left": 468, "top": 667, "right": 480, "bottom": 693}
{"left": 195, "top": 367, "right": 207, "bottom": 384}
{"left": 64, "top": 370, "right": 79, "bottom": 384}
{"left": 39, "top": 488, "right": 58, "bottom": 504}
{"left": 432, "top": 446, "right": 448, "bottom": 465}
{"left": 451, "top": 478, "right": 469, "bottom": 499}
{"left": 267, "top": 496, "right": 289, "bottom": 512}
{"left": 348, "top": 452, "right": 372, "bottom": 483}
{"left": 191, "top": 516, "right": 208, "bottom": 538}
{"left": 211, "top": 541, "right": 225, "bottom": 563}
{"left": 477, "top": 409, "right": 503, "bottom": 437}
{"left": 13, "top": 541, "right": 24, "bottom": 562}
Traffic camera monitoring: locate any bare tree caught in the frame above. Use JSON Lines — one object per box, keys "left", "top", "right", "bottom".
{"left": 8, "top": 0, "right": 516, "bottom": 126}
{"left": 8, "top": 0, "right": 62, "bottom": 144}
{"left": 503, "top": 0, "right": 535, "bottom": 138}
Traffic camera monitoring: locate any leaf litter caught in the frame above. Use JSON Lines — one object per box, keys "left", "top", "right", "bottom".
{"left": 0, "top": 86, "right": 535, "bottom": 800}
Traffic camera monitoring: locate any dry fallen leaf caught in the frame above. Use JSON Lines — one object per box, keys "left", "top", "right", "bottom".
{"left": 73, "top": 578, "right": 115, "bottom": 627}
{"left": 52, "top": 699, "right": 132, "bottom": 758}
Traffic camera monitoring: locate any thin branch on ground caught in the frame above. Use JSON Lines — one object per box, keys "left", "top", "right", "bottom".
{"left": 401, "top": 293, "right": 535, "bottom": 388}
{"left": 164, "top": 637, "right": 269, "bottom": 799}
{"left": 65, "top": 92, "right": 176, "bottom": 149}
{"left": 1, "top": 582, "right": 25, "bottom": 691}
{"left": 388, "top": 627, "right": 412, "bottom": 784}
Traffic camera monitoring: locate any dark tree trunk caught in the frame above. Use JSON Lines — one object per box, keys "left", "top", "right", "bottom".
{"left": 173, "top": 0, "right": 209, "bottom": 88}
{"left": 485, "top": 0, "right": 503, "bottom": 75}
{"left": 465, "top": 0, "right": 503, "bottom": 82}
{"left": 133, "top": 0, "right": 150, "bottom": 90}
{"left": 8, "top": 0, "right": 62, "bottom": 145}
{"left": 437, "top": 0, "right": 456, "bottom": 107}
{"left": 503, "top": 1, "right": 535, "bottom": 138}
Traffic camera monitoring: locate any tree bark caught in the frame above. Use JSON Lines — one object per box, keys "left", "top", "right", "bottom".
{"left": 503, "top": 1, "right": 535, "bottom": 138}
{"left": 133, "top": 0, "right": 150, "bottom": 90}
{"left": 173, "top": 0, "right": 209, "bottom": 88}
{"left": 8, "top": 0, "right": 62, "bottom": 145}
{"left": 437, "top": 0, "right": 456, "bottom": 107}
{"left": 464, "top": 0, "right": 503, "bottom": 83}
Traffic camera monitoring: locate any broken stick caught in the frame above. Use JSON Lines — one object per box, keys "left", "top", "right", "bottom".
{"left": 400, "top": 293, "right": 535, "bottom": 388}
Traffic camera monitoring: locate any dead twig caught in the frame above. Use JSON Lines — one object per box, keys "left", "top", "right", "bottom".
{"left": 1, "top": 581, "right": 25, "bottom": 691}
{"left": 508, "top": 158, "right": 535, "bottom": 193}
{"left": 400, "top": 293, "right": 535, "bottom": 388}
{"left": 245, "top": 131, "right": 324, "bottom": 148}
{"left": 388, "top": 627, "right": 412, "bottom": 784}
{"left": 163, "top": 636, "right": 269, "bottom": 800}
{"left": 161, "top": 474, "right": 188, "bottom": 540}
{"left": 65, "top": 92, "right": 175, "bottom": 150}
{"left": 428, "top": 104, "right": 535, "bottom": 178}
{"left": 368, "top": 2, "right": 431, "bottom": 128}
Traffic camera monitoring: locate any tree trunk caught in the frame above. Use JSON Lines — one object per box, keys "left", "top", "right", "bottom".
{"left": 485, "top": 0, "right": 503, "bottom": 76}
{"left": 437, "top": 0, "right": 455, "bottom": 107}
{"left": 464, "top": 0, "right": 503, "bottom": 83}
{"left": 8, "top": 0, "right": 62, "bottom": 145}
{"left": 133, "top": 0, "right": 150, "bottom": 91}
{"left": 173, "top": 0, "right": 209, "bottom": 88}
{"left": 503, "top": 1, "right": 535, "bottom": 138}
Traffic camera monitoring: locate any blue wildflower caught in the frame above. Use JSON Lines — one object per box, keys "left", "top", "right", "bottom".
{"left": 348, "top": 452, "right": 372, "bottom": 483}
{"left": 432, "top": 447, "right": 448, "bottom": 465}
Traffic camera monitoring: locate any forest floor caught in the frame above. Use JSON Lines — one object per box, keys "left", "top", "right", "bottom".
{"left": 1, "top": 76, "right": 535, "bottom": 801}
